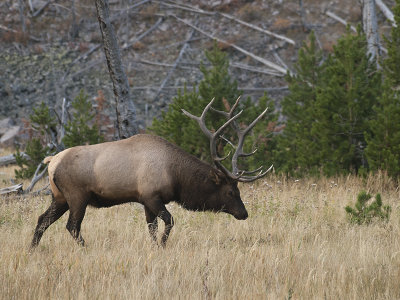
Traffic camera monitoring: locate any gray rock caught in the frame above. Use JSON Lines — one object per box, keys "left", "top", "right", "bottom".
{"left": 0, "top": 118, "right": 16, "bottom": 136}
{"left": 0, "top": 126, "right": 21, "bottom": 146}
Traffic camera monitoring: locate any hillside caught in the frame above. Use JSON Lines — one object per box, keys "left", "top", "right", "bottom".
{"left": 0, "top": 0, "right": 395, "bottom": 132}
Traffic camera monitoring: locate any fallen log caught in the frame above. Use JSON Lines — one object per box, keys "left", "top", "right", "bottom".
{"left": 0, "top": 183, "right": 23, "bottom": 195}
{"left": 0, "top": 153, "right": 30, "bottom": 167}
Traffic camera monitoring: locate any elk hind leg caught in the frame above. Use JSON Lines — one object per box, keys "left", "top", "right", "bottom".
{"left": 30, "top": 196, "right": 69, "bottom": 250}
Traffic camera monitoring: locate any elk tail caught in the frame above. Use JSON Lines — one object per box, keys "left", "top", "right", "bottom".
{"left": 43, "top": 156, "right": 53, "bottom": 164}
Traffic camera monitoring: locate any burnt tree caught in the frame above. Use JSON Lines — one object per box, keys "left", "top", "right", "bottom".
{"left": 95, "top": 0, "right": 138, "bottom": 138}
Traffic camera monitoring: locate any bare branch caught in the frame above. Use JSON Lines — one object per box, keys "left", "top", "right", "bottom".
{"left": 122, "top": 17, "right": 164, "bottom": 50}
{"left": 325, "top": 11, "right": 357, "bottom": 32}
{"left": 0, "top": 24, "right": 41, "bottom": 42}
{"left": 157, "top": 1, "right": 215, "bottom": 15}
{"left": 154, "top": 28, "right": 195, "bottom": 101}
{"left": 24, "top": 164, "right": 48, "bottom": 194}
{"left": 0, "top": 184, "right": 23, "bottom": 195}
{"left": 376, "top": 0, "right": 396, "bottom": 27}
{"left": 129, "top": 85, "right": 288, "bottom": 92}
{"left": 0, "top": 153, "right": 30, "bottom": 167}
{"left": 219, "top": 12, "right": 295, "bottom": 45}
{"left": 173, "top": 16, "right": 288, "bottom": 75}
{"left": 363, "top": 0, "right": 382, "bottom": 62}
{"left": 32, "top": 0, "right": 51, "bottom": 18}
{"left": 31, "top": 182, "right": 51, "bottom": 196}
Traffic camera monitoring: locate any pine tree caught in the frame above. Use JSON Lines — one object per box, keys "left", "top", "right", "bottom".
{"left": 30, "top": 102, "right": 57, "bottom": 144}
{"left": 345, "top": 191, "right": 391, "bottom": 225}
{"left": 150, "top": 86, "right": 211, "bottom": 160}
{"left": 276, "top": 31, "right": 324, "bottom": 175}
{"left": 198, "top": 43, "right": 241, "bottom": 112}
{"left": 14, "top": 138, "right": 49, "bottom": 179}
{"left": 365, "top": 0, "right": 400, "bottom": 177}
{"left": 14, "top": 102, "right": 54, "bottom": 179}
{"left": 63, "top": 90, "right": 104, "bottom": 148}
{"left": 313, "top": 27, "right": 380, "bottom": 176}
{"left": 150, "top": 42, "right": 276, "bottom": 168}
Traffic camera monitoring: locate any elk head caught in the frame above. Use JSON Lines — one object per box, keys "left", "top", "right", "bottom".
{"left": 182, "top": 97, "right": 273, "bottom": 219}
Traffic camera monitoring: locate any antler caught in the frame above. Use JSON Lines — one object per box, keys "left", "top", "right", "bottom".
{"left": 182, "top": 97, "right": 273, "bottom": 182}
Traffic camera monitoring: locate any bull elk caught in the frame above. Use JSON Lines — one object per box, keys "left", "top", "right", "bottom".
{"left": 30, "top": 97, "right": 272, "bottom": 249}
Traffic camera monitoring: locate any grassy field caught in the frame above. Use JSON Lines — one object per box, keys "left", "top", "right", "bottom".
{"left": 1, "top": 162, "right": 400, "bottom": 299}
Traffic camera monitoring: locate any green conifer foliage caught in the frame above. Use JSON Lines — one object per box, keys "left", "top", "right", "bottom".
{"left": 150, "top": 87, "right": 211, "bottom": 160}
{"left": 276, "top": 31, "right": 324, "bottom": 175}
{"left": 345, "top": 191, "right": 391, "bottom": 225}
{"left": 14, "top": 102, "right": 54, "bottom": 179}
{"left": 365, "top": 0, "right": 400, "bottom": 177}
{"left": 63, "top": 90, "right": 104, "bottom": 148}
{"left": 198, "top": 43, "right": 240, "bottom": 112}
{"left": 314, "top": 28, "right": 380, "bottom": 175}
{"left": 30, "top": 102, "right": 57, "bottom": 143}
{"left": 150, "top": 42, "right": 276, "bottom": 168}
{"left": 15, "top": 138, "right": 49, "bottom": 179}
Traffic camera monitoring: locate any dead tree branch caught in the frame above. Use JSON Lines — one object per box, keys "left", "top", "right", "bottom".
{"left": 160, "top": 1, "right": 295, "bottom": 45}
{"left": 24, "top": 164, "right": 48, "bottom": 194}
{"left": 130, "top": 85, "right": 288, "bottom": 92}
{"left": 66, "top": 17, "right": 164, "bottom": 81}
{"left": 88, "top": 0, "right": 150, "bottom": 30}
{"left": 363, "top": 0, "right": 382, "bottom": 62}
{"left": 173, "top": 16, "right": 288, "bottom": 75}
{"left": 31, "top": 182, "right": 51, "bottom": 196}
{"left": 376, "top": 0, "right": 396, "bottom": 27}
{"left": 122, "top": 17, "right": 164, "bottom": 50}
{"left": 0, "top": 24, "right": 41, "bottom": 42}
{"left": 134, "top": 58, "right": 282, "bottom": 76}
{"left": 157, "top": 1, "right": 214, "bottom": 15}
{"left": 219, "top": 12, "right": 295, "bottom": 45}
{"left": 0, "top": 184, "right": 23, "bottom": 195}
{"left": 32, "top": 0, "right": 51, "bottom": 18}
{"left": 325, "top": 11, "right": 357, "bottom": 32}
{"left": 0, "top": 153, "right": 30, "bottom": 167}
{"left": 153, "top": 28, "right": 195, "bottom": 101}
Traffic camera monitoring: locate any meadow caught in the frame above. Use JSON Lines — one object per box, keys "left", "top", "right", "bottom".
{"left": 1, "top": 161, "right": 400, "bottom": 299}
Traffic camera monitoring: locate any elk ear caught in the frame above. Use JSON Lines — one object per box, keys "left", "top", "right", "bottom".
{"left": 208, "top": 170, "right": 222, "bottom": 185}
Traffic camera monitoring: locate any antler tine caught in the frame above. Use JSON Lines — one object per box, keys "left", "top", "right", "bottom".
{"left": 236, "top": 165, "right": 273, "bottom": 183}
{"left": 231, "top": 107, "right": 269, "bottom": 177}
{"left": 181, "top": 98, "right": 216, "bottom": 139}
{"left": 242, "top": 107, "right": 269, "bottom": 136}
{"left": 237, "top": 166, "right": 263, "bottom": 175}
{"left": 210, "top": 96, "right": 241, "bottom": 118}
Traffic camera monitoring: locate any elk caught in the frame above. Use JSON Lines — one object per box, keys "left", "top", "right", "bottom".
{"left": 30, "top": 97, "right": 272, "bottom": 249}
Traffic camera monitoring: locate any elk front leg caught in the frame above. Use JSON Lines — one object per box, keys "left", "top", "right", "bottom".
{"left": 158, "top": 209, "right": 174, "bottom": 247}
{"left": 144, "top": 197, "right": 174, "bottom": 247}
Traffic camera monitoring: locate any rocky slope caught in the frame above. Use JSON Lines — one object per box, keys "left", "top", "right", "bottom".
{"left": 0, "top": 0, "right": 395, "bottom": 142}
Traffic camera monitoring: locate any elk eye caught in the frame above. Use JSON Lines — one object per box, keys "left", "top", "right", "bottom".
{"left": 228, "top": 190, "right": 234, "bottom": 197}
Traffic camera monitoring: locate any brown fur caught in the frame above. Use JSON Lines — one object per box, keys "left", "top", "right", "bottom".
{"left": 31, "top": 134, "right": 248, "bottom": 249}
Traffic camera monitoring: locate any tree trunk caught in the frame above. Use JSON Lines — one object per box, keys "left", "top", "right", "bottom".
{"left": 363, "top": 0, "right": 381, "bottom": 63}
{"left": 69, "top": 0, "right": 79, "bottom": 39}
{"left": 18, "top": 0, "right": 26, "bottom": 33}
{"left": 95, "top": 0, "right": 138, "bottom": 139}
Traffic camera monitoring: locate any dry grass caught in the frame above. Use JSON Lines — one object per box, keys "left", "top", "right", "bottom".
{"left": 1, "top": 167, "right": 400, "bottom": 299}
